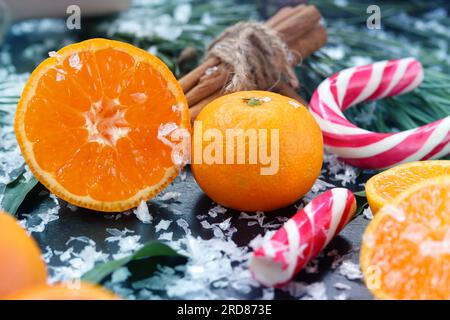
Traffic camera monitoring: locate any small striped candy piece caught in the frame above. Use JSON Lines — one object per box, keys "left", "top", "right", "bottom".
{"left": 249, "top": 188, "right": 356, "bottom": 287}
{"left": 309, "top": 57, "right": 450, "bottom": 169}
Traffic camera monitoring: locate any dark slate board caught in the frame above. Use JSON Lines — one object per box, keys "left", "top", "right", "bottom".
{"left": 18, "top": 165, "right": 374, "bottom": 300}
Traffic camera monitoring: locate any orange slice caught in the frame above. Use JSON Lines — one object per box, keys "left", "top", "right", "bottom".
{"left": 15, "top": 38, "right": 190, "bottom": 212}
{"left": 365, "top": 160, "right": 450, "bottom": 214}
{"left": 361, "top": 176, "right": 450, "bottom": 300}
{"left": 0, "top": 211, "right": 47, "bottom": 298}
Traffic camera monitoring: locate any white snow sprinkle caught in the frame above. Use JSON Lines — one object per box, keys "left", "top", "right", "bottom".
{"left": 338, "top": 260, "right": 363, "bottom": 280}
{"left": 248, "top": 231, "right": 276, "bottom": 250}
{"left": 48, "top": 237, "right": 108, "bottom": 283}
{"left": 66, "top": 203, "right": 78, "bottom": 212}
{"left": 133, "top": 201, "right": 152, "bottom": 224}
{"left": 42, "top": 246, "right": 53, "bottom": 263}
{"left": 158, "top": 191, "right": 181, "bottom": 202}
{"left": 207, "top": 205, "right": 227, "bottom": 218}
{"left": 334, "top": 282, "right": 351, "bottom": 290}
{"left": 362, "top": 207, "right": 373, "bottom": 220}
{"left": 288, "top": 100, "right": 301, "bottom": 108}
{"left": 68, "top": 53, "right": 82, "bottom": 70}
{"left": 111, "top": 267, "right": 131, "bottom": 284}
{"left": 176, "top": 218, "right": 190, "bottom": 235}
{"left": 155, "top": 219, "right": 172, "bottom": 233}
{"left": 158, "top": 232, "right": 173, "bottom": 241}
{"left": 205, "top": 66, "right": 218, "bottom": 75}
{"left": 48, "top": 51, "right": 61, "bottom": 59}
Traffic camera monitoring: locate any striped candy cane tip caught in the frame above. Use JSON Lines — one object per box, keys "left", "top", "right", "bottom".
{"left": 310, "top": 58, "right": 450, "bottom": 169}
{"left": 249, "top": 188, "right": 356, "bottom": 287}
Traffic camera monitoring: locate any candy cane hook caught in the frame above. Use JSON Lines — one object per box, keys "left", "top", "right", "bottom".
{"left": 250, "top": 188, "right": 356, "bottom": 287}
{"left": 309, "top": 58, "right": 450, "bottom": 169}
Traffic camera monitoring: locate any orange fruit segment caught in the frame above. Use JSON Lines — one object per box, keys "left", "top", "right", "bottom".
{"left": 365, "top": 160, "right": 450, "bottom": 214}
{"left": 361, "top": 176, "right": 450, "bottom": 300}
{"left": 5, "top": 282, "right": 119, "bottom": 300}
{"left": 15, "top": 39, "right": 190, "bottom": 212}
{"left": 191, "top": 91, "right": 323, "bottom": 211}
{"left": 0, "top": 211, "right": 47, "bottom": 298}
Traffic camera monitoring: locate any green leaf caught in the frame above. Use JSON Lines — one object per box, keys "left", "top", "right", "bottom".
{"left": 353, "top": 190, "right": 366, "bottom": 197}
{"left": 1, "top": 172, "right": 38, "bottom": 216}
{"left": 82, "top": 241, "right": 186, "bottom": 284}
{"left": 245, "top": 97, "right": 263, "bottom": 106}
{"left": 354, "top": 190, "right": 368, "bottom": 217}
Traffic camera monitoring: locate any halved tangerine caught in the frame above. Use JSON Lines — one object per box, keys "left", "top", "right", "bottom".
{"left": 361, "top": 176, "right": 450, "bottom": 300}
{"left": 15, "top": 39, "right": 190, "bottom": 212}
{"left": 365, "top": 160, "right": 450, "bottom": 214}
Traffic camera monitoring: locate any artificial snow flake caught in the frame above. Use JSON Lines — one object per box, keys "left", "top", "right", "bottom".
{"left": 205, "top": 66, "right": 218, "bottom": 75}
{"left": 362, "top": 207, "right": 373, "bottom": 220}
{"left": 66, "top": 203, "right": 78, "bottom": 212}
{"left": 42, "top": 246, "right": 54, "bottom": 263}
{"left": 68, "top": 53, "right": 82, "bottom": 70}
{"left": 111, "top": 267, "right": 131, "bottom": 284}
{"left": 155, "top": 219, "right": 172, "bottom": 232}
{"left": 48, "top": 237, "right": 108, "bottom": 283}
{"left": 338, "top": 260, "right": 363, "bottom": 280}
{"left": 176, "top": 218, "right": 190, "bottom": 235}
{"left": 334, "top": 282, "right": 352, "bottom": 290}
{"left": 158, "top": 232, "right": 173, "bottom": 241}
{"left": 133, "top": 201, "right": 152, "bottom": 224}
{"left": 288, "top": 100, "right": 301, "bottom": 108}
{"left": 158, "top": 191, "right": 181, "bottom": 202}
{"left": 207, "top": 204, "right": 227, "bottom": 218}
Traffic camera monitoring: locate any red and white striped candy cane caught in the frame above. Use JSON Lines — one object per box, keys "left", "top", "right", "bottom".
{"left": 309, "top": 57, "right": 450, "bottom": 169}
{"left": 249, "top": 188, "right": 356, "bottom": 287}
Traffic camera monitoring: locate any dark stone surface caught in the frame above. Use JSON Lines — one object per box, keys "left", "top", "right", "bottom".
{"left": 19, "top": 165, "right": 374, "bottom": 300}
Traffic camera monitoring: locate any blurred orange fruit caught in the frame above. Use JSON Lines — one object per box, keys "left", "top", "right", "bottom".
{"left": 15, "top": 38, "right": 190, "bottom": 212}
{"left": 366, "top": 160, "right": 450, "bottom": 213}
{"left": 191, "top": 91, "right": 323, "bottom": 211}
{"left": 361, "top": 176, "right": 450, "bottom": 300}
{"left": 0, "top": 210, "right": 47, "bottom": 298}
{"left": 6, "top": 282, "right": 119, "bottom": 300}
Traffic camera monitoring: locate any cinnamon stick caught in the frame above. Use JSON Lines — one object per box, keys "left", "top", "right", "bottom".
{"left": 185, "top": 63, "right": 230, "bottom": 106}
{"left": 179, "top": 4, "right": 327, "bottom": 121}
{"left": 266, "top": 6, "right": 299, "bottom": 28}
{"left": 180, "top": 57, "right": 219, "bottom": 93}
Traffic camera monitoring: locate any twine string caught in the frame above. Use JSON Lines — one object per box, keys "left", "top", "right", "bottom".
{"left": 206, "top": 21, "right": 299, "bottom": 93}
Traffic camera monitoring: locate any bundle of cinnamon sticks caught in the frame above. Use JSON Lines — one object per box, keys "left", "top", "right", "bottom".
{"left": 179, "top": 4, "right": 327, "bottom": 120}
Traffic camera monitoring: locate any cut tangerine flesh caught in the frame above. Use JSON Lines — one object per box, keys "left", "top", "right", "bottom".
{"left": 15, "top": 39, "right": 190, "bottom": 212}
{"left": 361, "top": 176, "right": 450, "bottom": 300}
{"left": 366, "top": 160, "right": 450, "bottom": 214}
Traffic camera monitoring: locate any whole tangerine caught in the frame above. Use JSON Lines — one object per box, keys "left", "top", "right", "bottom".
{"left": 191, "top": 91, "right": 323, "bottom": 211}
{"left": 0, "top": 210, "right": 47, "bottom": 297}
